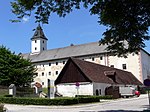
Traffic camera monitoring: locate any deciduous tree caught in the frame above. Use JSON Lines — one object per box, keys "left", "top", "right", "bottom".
{"left": 10, "top": 0, "right": 150, "bottom": 57}
{"left": 0, "top": 46, "right": 36, "bottom": 87}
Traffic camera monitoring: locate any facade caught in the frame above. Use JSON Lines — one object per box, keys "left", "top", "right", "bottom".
{"left": 22, "top": 25, "right": 150, "bottom": 87}
{"left": 55, "top": 58, "right": 141, "bottom": 97}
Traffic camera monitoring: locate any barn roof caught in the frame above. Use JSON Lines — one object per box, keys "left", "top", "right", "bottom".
{"left": 55, "top": 58, "right": 142, "bottom": 85}
{"left": 22, "top": 42, "right": 108, "bottom": 62}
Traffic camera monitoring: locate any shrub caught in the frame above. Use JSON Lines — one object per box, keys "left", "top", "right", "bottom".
{"left": 3, "top": 95, "right": 13, "bottom": 97}
{"left": 0, "top": 95, "right": 113, "bottom": 106}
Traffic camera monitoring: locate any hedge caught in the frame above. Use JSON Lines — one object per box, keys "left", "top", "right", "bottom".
{"left": 0, "top": 95, "right": 113, "bottom": 105}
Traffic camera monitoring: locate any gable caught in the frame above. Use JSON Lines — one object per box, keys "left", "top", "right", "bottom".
{"left": 55, "top": 59, "right": 91, "bottom": 85}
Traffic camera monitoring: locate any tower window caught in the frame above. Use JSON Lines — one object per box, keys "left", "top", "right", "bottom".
{"left": 49, "top": 72, "right": 51, "bottom": 75}
{"left": 49, "top": 63, "right": 51, "bottom": 66}
{"left": 43, "top": 47, "right": 44, "bottom": 50}
{"left": 35, "top": 47, "right": 37, "bottom": 50}
{"left": 56, "top": 71, "right": 58, "bottom": 75}
{"left": 35, "top": 40, "right": 37, "bottom": 43}
{"left": 43, "top": 41, "right": 44, "bottom": 43}
{"left": 122, "top": 64, "right": 127, "bottom": 69}
{"left": 56, "top": 62, "right": 58, "bottom": 65}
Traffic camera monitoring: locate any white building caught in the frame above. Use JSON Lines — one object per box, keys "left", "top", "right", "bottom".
{"left": 22, "top": 25, "right": 150, "bottom": 87}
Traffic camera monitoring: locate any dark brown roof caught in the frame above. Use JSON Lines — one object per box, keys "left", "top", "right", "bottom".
{"left": 31, "top": 24, "right": 48, "bottom": 40}
{"left": 55, "top": 58, "right": 142, "bottom": 85}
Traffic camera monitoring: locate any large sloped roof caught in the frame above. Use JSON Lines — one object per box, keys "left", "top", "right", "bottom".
{"left": 55, "top": 58, "right": 142, "bottom": 85}
{"left": 22, "top": 42, "right": 108, "bottom": 62}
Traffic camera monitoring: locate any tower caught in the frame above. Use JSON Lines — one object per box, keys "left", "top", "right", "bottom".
{"left": 31, "top": 24, "right": 48, "bottom": 54}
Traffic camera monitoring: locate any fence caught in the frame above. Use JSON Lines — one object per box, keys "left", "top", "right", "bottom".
{"left": 16, "top": 87, "right": 38, "bottom": 97}
{"left": 0, "top": 85, "right": 39, "bottom": 98}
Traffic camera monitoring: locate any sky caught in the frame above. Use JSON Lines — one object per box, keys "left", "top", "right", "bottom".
{"left": 0, "top": 1, "right": 150, "bottom": 54}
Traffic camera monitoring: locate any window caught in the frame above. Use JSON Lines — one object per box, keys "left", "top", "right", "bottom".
{"left": 110, "top": 65, "right": 114, "bottom": 68}
{"left": 49, "top": 63, "right": 51, "bottom": 66}
{"left": 56, "top": 62, "right": 58, "bottom": 65}
{"left": 96, "top": 89, "right": 99, "bottom": 96}
{"left": 35, "top": 47, "right": 37, "bottom": 50}
{"left": 100, "top": 56, "right": 103, "bottom": 60}
{"left": 35, "top": 40, "right": 37, "bottom": 43}
{"left": 43, "top": 64, "right": 44, "bottom": 67}
{"left": 92, "top": 57, "right": 95, "bottom": 61}
{"left": 56, "top": 71, "right": 58, "bottom": 75}
{"left": 99, "top": 89, "right": 101, "bottom": 95}
{"left": 42, "top": 82, "right": 44, "bottom": 85}
{"left": 122, "top": 64, "right": 127, "bottom": 69}
{"left": 63, "top": 61, "right": 65, "bottom": 64}
{"left": 43, "top": 41, "right": 44, "bottom": 43}
{"left": 49, "top": 72, "right": 51, "bottom": 75}
{"left": 43, "top": 47, "right": 44, "bottom": 50}
{"left": 42, "top": 72, "right": 44, "bottom": 76}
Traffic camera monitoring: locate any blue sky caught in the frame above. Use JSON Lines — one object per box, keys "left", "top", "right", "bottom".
{"left": 0, "top": 1, "right": 149, "bottom": 54}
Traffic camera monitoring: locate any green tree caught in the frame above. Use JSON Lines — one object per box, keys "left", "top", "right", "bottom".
{"left": 10, "top": 0, "right": 150, "bottom": 57}
{"left": 0, "top": 46, "right": 36, "bottom": 87}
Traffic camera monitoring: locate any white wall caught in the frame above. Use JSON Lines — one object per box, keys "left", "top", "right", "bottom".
{"left": 108, "top": 53, "right": 141, "bottom": 82}
{"left": 93, "top": 82, "right": 111, "bottom": 95}
{"left": 140, "top": 50, "right": 150, "bottom": 81}
{"left": 34, "top": 59, "right": 66, "bottom": 87}
{"left": 56, "top": 82, "right": 111, "bottom": 97}
{"left": 56, "top": 82, "right": 93, "bottom": 97}
{"left": 31, "top": 38, "right": 47, "bottom": 53}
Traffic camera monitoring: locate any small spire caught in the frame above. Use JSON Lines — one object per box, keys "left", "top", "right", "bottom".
{"left": 31, "top": 24, "right": 48, "bottom": 40}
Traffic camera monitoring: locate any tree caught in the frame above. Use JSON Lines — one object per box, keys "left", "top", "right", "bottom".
{"left": 10, "top": 0, "right": 150, "bottom": 57}
{"left": 0, "top": 46, "right": 36, "bottom": 87}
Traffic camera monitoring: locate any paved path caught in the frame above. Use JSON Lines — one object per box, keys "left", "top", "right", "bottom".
{"left": 4, "top": 94, "right": 150, "bottom": 112}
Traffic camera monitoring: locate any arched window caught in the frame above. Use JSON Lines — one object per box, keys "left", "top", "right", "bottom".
{"left": 96, "top": 89, "right": 99, "bottom": 96}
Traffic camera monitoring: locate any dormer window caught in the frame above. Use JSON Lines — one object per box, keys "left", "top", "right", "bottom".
{"left": 104, "top": 71, "right": 116, "bottom": 82}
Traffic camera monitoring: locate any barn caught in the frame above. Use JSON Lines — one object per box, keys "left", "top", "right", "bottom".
{"left": 55, "top": 58, "right": 142, "bottom": 97}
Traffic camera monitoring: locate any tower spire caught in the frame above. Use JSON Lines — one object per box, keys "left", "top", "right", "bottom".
{"left": 31, "top": 24, "right": 48, "bottom": 40}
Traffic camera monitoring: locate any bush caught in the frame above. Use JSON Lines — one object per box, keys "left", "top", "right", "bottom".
{"left": 0, "top": 95, "right": 113, "bottom": 106}
{"left": 3, "top": 95, "right": 13, "bottom": 97}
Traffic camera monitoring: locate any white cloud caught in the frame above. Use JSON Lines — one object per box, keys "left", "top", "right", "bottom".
{"left": 22, "top": 16, "right": 30, "bottom": 23}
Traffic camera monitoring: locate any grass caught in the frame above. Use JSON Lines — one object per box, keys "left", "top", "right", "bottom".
{"left": 0, "top": 89, "right": 8, "bottom": 97}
